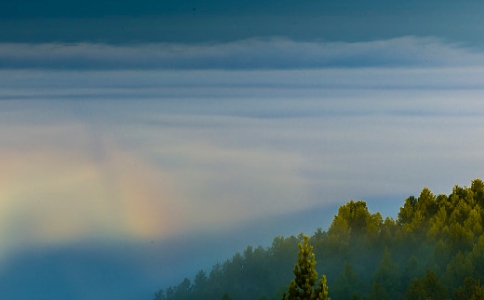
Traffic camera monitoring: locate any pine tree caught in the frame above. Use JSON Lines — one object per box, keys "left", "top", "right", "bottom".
{"left": 282, "top": 236, "right": 330, "bottom": 300}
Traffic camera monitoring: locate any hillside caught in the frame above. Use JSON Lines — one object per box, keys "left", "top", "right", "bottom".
{"left": 154, "top": 179, "right": 484, "bottom": 300}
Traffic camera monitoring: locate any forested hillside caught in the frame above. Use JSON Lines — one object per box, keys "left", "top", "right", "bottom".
{"left": 154, "top": 179, "right": 484, "bottom": 300}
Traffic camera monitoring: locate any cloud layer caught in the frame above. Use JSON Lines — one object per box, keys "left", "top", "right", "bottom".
{"left": 1, "top": 37, "right": 484, "bottom": 70}
{"left": 2, "top": 64, "right": 484, "bottom": 260}
{"left": 2, "top": 36, "right": 484, "bottom": 299}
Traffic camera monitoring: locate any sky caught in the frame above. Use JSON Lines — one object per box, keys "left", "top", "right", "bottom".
{"left": 1, "top": 1, "right": 484, "bottom": 299}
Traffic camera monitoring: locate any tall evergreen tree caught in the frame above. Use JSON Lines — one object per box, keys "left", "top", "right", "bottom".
{"left": 282, "top": 236, "right": 330, "bottom": 300}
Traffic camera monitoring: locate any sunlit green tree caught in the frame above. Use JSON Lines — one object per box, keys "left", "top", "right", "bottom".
{"left": 282, "top": 236, "right": 330, "bottom": 300}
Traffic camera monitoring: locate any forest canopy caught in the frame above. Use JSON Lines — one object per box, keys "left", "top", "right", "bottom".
{"left": 154, "top": 179, "right": 484, "bottom": 300}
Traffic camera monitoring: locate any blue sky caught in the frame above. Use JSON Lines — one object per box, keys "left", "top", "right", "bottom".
{"left": 1, "top": 1, "right": 484, "bottom": 299}
{"left": 1, "top": 0, "right": 484, "bottom": 45}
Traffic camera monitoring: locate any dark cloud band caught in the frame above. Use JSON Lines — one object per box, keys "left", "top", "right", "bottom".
{"left": 0, "top": 37, "right": 482, "bottom": 70}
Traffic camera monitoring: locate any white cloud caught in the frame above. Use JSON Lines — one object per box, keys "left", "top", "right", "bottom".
{"left": 1, "top": 56, "right": 484, "bottom": 258}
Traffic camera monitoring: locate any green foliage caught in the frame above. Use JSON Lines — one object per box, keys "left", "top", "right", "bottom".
{"left": 154, "top": 179, "right": 484, "bottom": 300}
{"left": 454, "top": 277, "right": 484, "bottom": 300}
{"left": 405, "top": 278, "right": 426, "bottom": 300}
{"left": 371, "top": 249, "right": 400, "bottom": 299}
{"left": 405, "top": 270, "right": 448, "bottom": 300}
{"left": 331, "top": 263, "right": 365, "bottom": 300}
{"left": 281, "top": 236, "right": 330, "bottom": 300}
{"left": 368, "top": 282, "right": 389, "bottom": 300}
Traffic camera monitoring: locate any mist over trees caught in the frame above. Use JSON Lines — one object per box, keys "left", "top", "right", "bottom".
{"left": 153, "top": 179, "right": 484, "bottom": 300}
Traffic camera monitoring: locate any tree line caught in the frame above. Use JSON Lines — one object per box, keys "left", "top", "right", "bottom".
{"left": 154, "top": 179, "right": 484, "bottom": 300}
